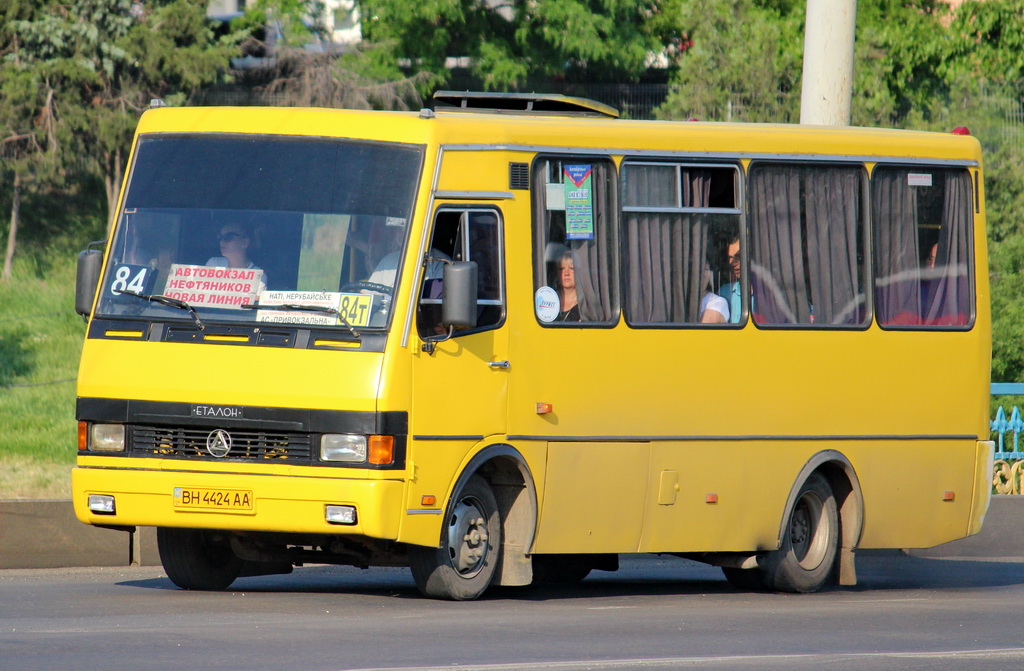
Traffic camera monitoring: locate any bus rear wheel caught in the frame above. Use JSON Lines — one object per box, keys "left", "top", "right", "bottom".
{"left": 409, "top": 474, "right": 501, "bottom": 600}
{"left": 763, "top": 472, "right": 839, "bottom": 593}
{"left": 157, "top": 527, "right": 243, "bottom": 591}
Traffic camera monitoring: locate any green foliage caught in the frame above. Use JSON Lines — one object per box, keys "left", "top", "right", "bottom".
{"left": 657, "top": 0, "right": 803, "bottom": 122}
{"left": 360, "top": 0, "right": 683, "bottom": 90}
{"left": 4, "top": 0, "right": 241, "bottom": 227}
{"left": 236, "top": 0, "right": 330, "bottom": 48}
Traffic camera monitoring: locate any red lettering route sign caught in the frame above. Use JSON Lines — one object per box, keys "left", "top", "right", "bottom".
{"left": 163, "top": 264, "right": 263, "bottom": 308}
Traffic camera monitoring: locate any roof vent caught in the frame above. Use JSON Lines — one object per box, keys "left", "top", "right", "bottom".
{"left": 431, "top": 91, "right": 619, "bottom": 119}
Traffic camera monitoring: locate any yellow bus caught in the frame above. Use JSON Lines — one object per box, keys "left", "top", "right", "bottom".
{"left": 72, "top": 92, "right": 993, "bottom": 600}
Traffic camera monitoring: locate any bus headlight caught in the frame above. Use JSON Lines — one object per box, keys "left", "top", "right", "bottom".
{"left": 91, "top": 424, "right": 125, "bottom": 451}
{"left": 320, "top": 434, "right": 367, "bottom": 462}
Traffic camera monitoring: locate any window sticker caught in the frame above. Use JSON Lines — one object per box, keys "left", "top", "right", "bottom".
{"left": 535, "top": 286, "right": 560, "bottom": 323}
{"left": 163, "top": 264, "right": 262, "bottom": 308}
{"left": 108, "top": 264, "right": 158, "bottom": 297}
{"left": 256, "top": 290, "right": 373, "bottom": 327}
{"left": 563, "top": 164, "right": 595, "bottom": 240}
{"left": 908, "top": 173, "right": 933, "bottom": 187}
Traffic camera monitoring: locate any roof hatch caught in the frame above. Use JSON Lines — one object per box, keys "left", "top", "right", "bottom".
{"left": 431, "top": 91, "right": 619, "bottom": 119}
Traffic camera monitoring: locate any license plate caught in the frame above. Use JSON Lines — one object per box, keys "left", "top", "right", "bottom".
{"left": 173, "top": 487, "right": 253, "bottom": 511}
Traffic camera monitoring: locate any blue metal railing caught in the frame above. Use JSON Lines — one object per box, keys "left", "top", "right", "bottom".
{"left": 991, "top": 383, "right": 1024, "bottom": 460}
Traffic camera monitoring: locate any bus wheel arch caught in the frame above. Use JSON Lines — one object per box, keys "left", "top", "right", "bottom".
{"left": 770, "top": 451, "right": 864, "bottom": 591}
{"left": 410, "top": 444, "right": 538, "bottom": 599}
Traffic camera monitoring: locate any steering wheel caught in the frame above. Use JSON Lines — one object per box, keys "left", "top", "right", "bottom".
{"left": 341, "top": 281, "right": 393, "bottom": 295}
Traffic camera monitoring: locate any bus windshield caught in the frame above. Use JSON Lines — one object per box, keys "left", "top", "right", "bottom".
{"left": 95, "top": 134, "right": 424, "bottom": 331}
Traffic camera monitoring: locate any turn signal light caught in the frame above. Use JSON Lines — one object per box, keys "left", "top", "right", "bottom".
{"left": 368, "top": 435, "right": 394, "bottom": 465}
{"left": 78, "top": 421, "right": 89, "bottom": 450}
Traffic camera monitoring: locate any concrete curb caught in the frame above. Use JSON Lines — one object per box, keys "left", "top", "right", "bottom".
{"left": 0, "top": 500, "right": 158, "bottom": 569}
{"left": 2, "top": 496, "right": 1022, "bottom": 570}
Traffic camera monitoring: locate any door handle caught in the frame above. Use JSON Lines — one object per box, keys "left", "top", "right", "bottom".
{"left": 488, "top": 360, "right": 510, "bottom": 369}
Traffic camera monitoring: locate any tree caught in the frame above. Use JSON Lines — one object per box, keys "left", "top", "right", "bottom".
{"left": 9, "top": 0, "right": 240, "bottom": 231}
{"left": 0, "top": 0, "right": 61, "bottom": 280}
{"left": 358, "top": 0, "right": 686, "bottom": 90}
{"left": 252, "top": 45, "right": 435, "bottom": 109}
{"left": 656, "top": 0, "right": 803, "bottom": 122}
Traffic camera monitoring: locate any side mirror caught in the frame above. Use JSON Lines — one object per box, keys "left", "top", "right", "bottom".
{"left": 75, "top": 243, "right": 105, "bottom": 317}
{"left": 441, "top": 261, "right": 478, "bottom": 330}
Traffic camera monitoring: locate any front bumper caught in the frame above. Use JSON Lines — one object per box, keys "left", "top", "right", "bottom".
{"left": 72, "top": 461, "right": 405, "bottom": 539}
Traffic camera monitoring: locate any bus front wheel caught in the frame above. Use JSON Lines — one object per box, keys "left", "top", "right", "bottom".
{"left": 763, "top": 472, "right": 839, "bottom": 593}
{"left": 157, "top": 527, "right": 243, "bottom": 591}
{"left": 409, "top": 474, "right": 501, "bottom": 600}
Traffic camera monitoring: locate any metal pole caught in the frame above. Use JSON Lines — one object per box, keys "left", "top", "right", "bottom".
{"left": 800, "top": 0, "right": 858, "bottom": 125}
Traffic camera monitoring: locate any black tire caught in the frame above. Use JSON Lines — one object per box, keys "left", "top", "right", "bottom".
{"left": 721, "top": 566, "right": 768, "bottom": 591}
{"left": 532, "top": 554, "right": 594, "bottom": 584}
{"left": 157, "top": 527, "right": 243, "bottom": 591}
{"left": 409, "top": 474, "right": 501, "bottom": 600}
{"left": 762, "top": 472, "right": 839, "bottom": 593}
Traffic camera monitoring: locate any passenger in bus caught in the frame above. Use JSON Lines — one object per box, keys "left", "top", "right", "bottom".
{"left": 207, "top": 221, "right": 267, "bottom": 290}
{"left": 718, "top": 237, "right": 742, "bottom": 323}
{"left": 556, "top": 250, "right": 581, "bottom": 322}
{"left": 699, "top": 263, "right": 729, "bottom": 323}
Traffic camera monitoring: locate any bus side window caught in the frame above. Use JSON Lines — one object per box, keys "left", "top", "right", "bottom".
{"left": 621, "top": 161, "right": 742, "bottom": 326}
{"left": 872, "top": 166, "right": 973, "bottom": 329}
{"left": 417, "top": 207, "right": 504, "bottom": 338}
{"left": 748, "top": 162, "right": 868, "bottom": 327}
{"left": 531, "top": 156, "right": 617, "bottom": 325}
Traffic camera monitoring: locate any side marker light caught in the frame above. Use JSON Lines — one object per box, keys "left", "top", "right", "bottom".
{"left": 942, "top": 491, "right": 956, "bottom": 502}
{"left": 536, "top": 403, "right": 553, "bottom": 415}
{"left": 706, "top": 493, "right": 719, "bottom": 504}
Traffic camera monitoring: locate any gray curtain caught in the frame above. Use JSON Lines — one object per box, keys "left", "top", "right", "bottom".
{"left": 624, "top": 166, "right": 711, "bottom": 323}
{"left": 573, "top": 162, "right": 616, "bottom": 321}
{"left": 751, "top": 165, "right": 863, "bottom": 325}
{"left": 750, "top": 166, "right": 807, "bottom": 324}
{"left": 922, "top": 171, "right": 972, "bottom": 325}
{"left": 805, "top": 169, "right": 861, "bottom": 324}
{"left": 872, "top": 169, "right": 921, "bottom": 325}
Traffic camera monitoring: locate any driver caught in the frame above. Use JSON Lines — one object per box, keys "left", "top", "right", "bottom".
{"left": 365, "top": 224, "right": 448, "bottom": 286}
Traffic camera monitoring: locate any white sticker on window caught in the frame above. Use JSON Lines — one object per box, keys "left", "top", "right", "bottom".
{"left": 535, "top": 286, "right": 560, "bottom": 323}
{"left": 908, "top": 173, "right": 933, "bottom": 187}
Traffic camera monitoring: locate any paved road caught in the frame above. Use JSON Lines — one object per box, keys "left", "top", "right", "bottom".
{"left": 3, "top": 553, "right": 1024, "bottom": 671}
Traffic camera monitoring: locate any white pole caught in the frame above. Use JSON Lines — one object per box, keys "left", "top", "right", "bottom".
{"left": 800, "top": 0, "right": 858, "bottom": 126}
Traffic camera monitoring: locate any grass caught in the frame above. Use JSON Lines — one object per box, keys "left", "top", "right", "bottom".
{"left": 0, "top": 255, "right": 85, "bottom": 499}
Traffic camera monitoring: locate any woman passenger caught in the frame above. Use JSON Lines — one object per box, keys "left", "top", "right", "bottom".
{"left": 556, "top": 250, "right": 581, "bottom": 322}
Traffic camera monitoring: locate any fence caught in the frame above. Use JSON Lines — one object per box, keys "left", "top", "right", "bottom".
{"left": 991, "top": 383, "right": 1024, "bottom": 494}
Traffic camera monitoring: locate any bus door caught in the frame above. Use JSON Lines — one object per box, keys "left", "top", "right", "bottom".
{"left": 411, "top": 206, "right": 509, "bottom": 440}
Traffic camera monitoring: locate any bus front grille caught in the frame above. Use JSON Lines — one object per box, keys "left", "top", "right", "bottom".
{"left": 130, "top": 425, "right": 313, "bottom": 462}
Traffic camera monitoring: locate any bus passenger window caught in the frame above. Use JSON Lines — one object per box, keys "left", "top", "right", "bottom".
{"left": 872, "top": 167, "right": 973, "bottom": 328}
{"left": 621, "top": 161, "right": 742, "bottom": 326}
{"left": 532, "top": 157, "right": 617, "bottom": 325}
{"left": 748, "top": 163, "right": 868, "bottom": 327}
{"left": 417, "top": 208, "right": 504, "bottom": 338}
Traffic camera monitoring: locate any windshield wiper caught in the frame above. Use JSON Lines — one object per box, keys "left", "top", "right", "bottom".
{"left": 118, "top": 290, "right": 205, "bottom": 331}
{"left": 240, "top": 302, "right": 360, "bottom": 339}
